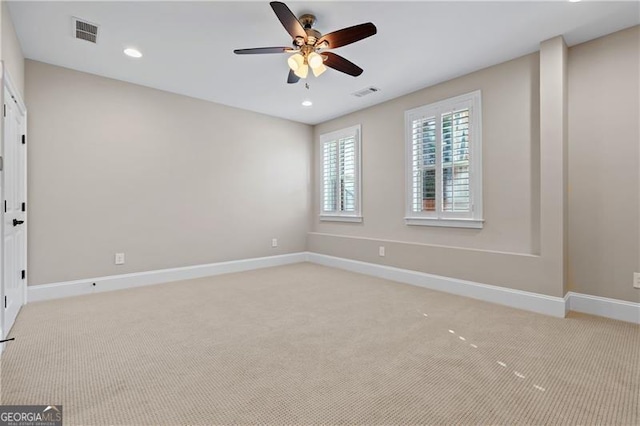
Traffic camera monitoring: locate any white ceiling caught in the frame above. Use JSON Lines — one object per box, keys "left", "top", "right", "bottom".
{"left": 8, "top": 1, "right": 640, "bottom": 125}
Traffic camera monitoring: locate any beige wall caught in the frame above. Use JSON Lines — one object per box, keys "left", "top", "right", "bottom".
{"left": 310, "top": 28, "right": 639, "bottom": 303}
{"left": 25, "top": 60, "right": 312, "bottom": 285}
{"left": 568, "top": 26, "right": 639, "bottom": 303}
{"left": 314, "top": 54, "right": 541, "bottom": 256}
{"left": 2, "top": 1, "right": 24, "bottom": 97}
{"left": 309, "top": 53, "right": 564, "bottom": 296}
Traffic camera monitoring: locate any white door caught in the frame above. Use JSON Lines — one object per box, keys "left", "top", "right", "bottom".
{"left": 2, "top": 84, "right": 26, "bottom": 338}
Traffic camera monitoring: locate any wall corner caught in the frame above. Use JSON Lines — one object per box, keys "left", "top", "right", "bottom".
{"left": 539, "top": 35, "right": 568, "bottom": 297}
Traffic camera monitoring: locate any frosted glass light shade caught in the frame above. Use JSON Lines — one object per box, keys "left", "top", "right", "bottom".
{"left": 294, "top": 63, "right": 309, "bottom": 78}
{"left": 287, "top": 53, "right": 304, "bottom": 71}
{"left": 307, "top": 52, "right": 323, "bottom": 69}
{"left": 311, "top": 63, "right": 327, "bottom": 77}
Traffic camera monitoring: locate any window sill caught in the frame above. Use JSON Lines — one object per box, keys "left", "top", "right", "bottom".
{"left": 404, "top": 217, "right": 484, "bottom": 229}
{"left": 320, "top": 215, "right": 363, "bottom": 223}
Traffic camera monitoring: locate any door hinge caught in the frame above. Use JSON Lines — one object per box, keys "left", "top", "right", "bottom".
{"left": 21, "top": 135, "right": 25, "bottom": 145}
{"left": 21, "top": 202, "right": 25, "bottom": 212}
{"left": 0, "top": 155, "right": 3, "bottom": 171}
{"left": 3, "top": 104, "right": 5, "bottom": 117}
{"left": 4, "top": 200, "right": 6, "bottom": 213}
{"left": 21, "top": 270, "right": 25, "bottom": 280}
{"left": 4, "top": 296, "right": 6, "bottom": 309}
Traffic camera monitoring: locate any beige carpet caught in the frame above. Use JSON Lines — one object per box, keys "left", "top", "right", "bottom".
{"left": 1, "top": 263, "right": 638, "bottom": 425}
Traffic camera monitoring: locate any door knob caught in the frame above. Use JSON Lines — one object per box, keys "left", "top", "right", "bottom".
{"left": 12, "top": 219, "right": 24, "bottom": 226}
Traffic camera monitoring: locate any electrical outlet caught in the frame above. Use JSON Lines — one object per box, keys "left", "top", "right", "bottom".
{"left": 272, "top": 238, "right": 278, "bottom": 248}
{"left": 379, "top": 246, "right": 385, "bottom": 257}
{"left": 115, "top": 253, "right": 125, "bottom": 265}
{"left": 634, "top": 272, "right": 640, "bottom": 289}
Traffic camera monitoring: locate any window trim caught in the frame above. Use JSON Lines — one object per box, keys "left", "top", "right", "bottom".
{"left": 404, "top": 90, "right": 483, "bottom": 228}
{"left": 319, "top": 124, "right": 362, "bottom": 223}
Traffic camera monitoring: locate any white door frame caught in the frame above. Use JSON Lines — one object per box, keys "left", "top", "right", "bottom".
{"left": 0, "top": 62, "right": 28, "bottom": 353}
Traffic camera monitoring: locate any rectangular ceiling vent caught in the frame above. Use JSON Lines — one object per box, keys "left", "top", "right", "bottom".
{"left": 352, "top": 87, "right": 381, "bottom": 98}
{"left": 72, "top": 17, "right": 99, "bottom": 43}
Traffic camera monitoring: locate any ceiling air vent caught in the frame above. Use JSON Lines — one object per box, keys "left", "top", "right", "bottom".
{"left": 351, "top": 86, "right": 381, "bottom": 98}
{"left": 72, "top": 17, "right": 99, "bottom": 43}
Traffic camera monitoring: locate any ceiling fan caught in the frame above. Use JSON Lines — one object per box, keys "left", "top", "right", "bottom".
{"left": 233, "top": 1, "right": 377, "bottom": 84}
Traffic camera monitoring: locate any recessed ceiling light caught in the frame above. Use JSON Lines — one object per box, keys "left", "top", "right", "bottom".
{"left": 301, "top": 100, "right": 313, "bottom": 107}
{"left": 568, "top": 0, "right": 581, "bottom": 2}
{"left": 124, "top": 48, "right": 142, "bottom": 58}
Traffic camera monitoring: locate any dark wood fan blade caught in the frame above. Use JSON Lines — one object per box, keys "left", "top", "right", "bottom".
{"left": 316, "top": 22, "right": 376, "bottom": 49}
{"left": 270, "top": 2, "right": 306, "bottom": 40}
{"left": 287, "top": 69, "right": 300, "bottom": 84}
{"left": 323, "top": 52, "right": 363, "bottom": 76}
{"left": 234, "top": 47, "right": 290, "bottom": 55}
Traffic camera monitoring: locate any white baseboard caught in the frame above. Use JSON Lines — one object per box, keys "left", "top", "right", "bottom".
{"left": 306, "top": 253, "right": 567, "bottom": 318}
{"left": 567, "top": 292, "right": 639, "bottom": 324}
{"left": 28, "top": 253, "right": 307, "bottom": 303}
{"left": 27, "top": 251, "right": 638, "bottom": 324}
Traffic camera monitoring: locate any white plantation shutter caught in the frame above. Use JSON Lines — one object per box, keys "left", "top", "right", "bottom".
{"left": 320, "top": 125, "right": 362, "bottom": 221}
{"left": 411, "top": 116, "right": 437, "bottom": 213}
{"left": 322, "top": 140, "right": 338, "bottom": 212}
{"left": 339, "top": 136, "right": 356, "bottom": 212}
{"left": 441, "top": 109, "right": 470, "bottom": 212}
{"left": 405, "top": 91, "right": 483, "bottom": 228}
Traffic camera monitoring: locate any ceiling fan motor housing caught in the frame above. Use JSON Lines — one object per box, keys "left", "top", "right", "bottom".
{"left": 293, "top": 29, "right": 321, "bottom": 48}
{"left": 305, "top": 29, "right": 321, "bottom": 45}
{"left": 299, "top": 14, "right": 321, "bottom": 45}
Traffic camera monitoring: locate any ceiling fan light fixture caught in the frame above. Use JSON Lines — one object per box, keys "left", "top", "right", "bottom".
{"left": 294, "top": 63, "right": 309, "bottom": 78}
{"left": 287, "top": 53, "right": 304, "bottom": 71}
{"left": 233, "top": 2, "right": 377, "bottom": 84}
{"left": 311, "top": 63, "right": 327, "bottom": 77}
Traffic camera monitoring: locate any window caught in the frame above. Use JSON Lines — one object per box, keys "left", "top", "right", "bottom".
{"left": 320, "top": 125, "right": 362, "bottom": 222}
{"left": 405, "top": 91, "right": 483, "bottom": 228}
